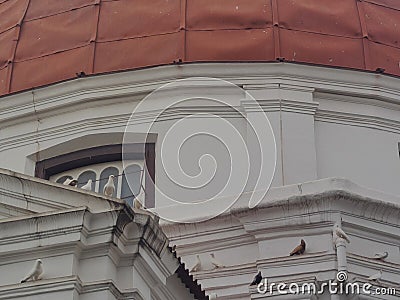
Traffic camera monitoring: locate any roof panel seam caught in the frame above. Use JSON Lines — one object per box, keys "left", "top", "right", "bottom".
{"left": 96, "top": 30, "right": 182, "bottom": 43}
{"left": 0, "top": 25, "right": 17, "bottom": 36}
{"left": 24, "top": 3, "right": 96, "bottom": 22}
{"left": 91, "top": 0, "right": 101, "bottom": 74}
{"left": 181, "top": 0, "right": 187, "bottom": 62}
{"left": 367, "top": 39, "right": 400, "bottom": 50}
{"left": 363, "top": 0, "right": 400, "bottom": 12}
{"left": 187, "top": 27, "right": 365, "bottom": 40}
{"left": 11, "top": 28, "right": 399, "bottom": 66}
{"left": 186, "top": 25, "right": 273, "bottom": 31}
{"left": 13, "top": 44, "right": 90, "bottom": 63}
{"left": 7, "top": 0, "right": 31, "bottom": 93}
{"left": 356, "top": 0, "right": 371, "bottom": 70}
{"left": 271, "top": 0, "right": 280, "bottom": 59}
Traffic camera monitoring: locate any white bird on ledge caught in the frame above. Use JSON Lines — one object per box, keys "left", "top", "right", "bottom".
{"left": 81, "top": 179, "right": 93, "bottom": 191}
{"left": 103, "top": 175, "right": 115, "bottom": 197}
{"left": 20, "top": 259, "right": 43, "bottom": 283}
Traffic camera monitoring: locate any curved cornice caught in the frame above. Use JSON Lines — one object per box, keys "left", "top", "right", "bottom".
{"left": 1, "top": 63, "right": 400, "bottom": 127}
{"left": 161, "top": 177, "right": 400, "bottom": 228}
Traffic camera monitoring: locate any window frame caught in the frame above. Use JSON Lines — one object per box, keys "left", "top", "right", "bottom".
{"left": 35, "top": 143, "right": 155, "bottom": 208}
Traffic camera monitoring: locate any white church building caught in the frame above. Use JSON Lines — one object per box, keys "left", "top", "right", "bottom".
{"left": 0, "top": 0, "right": 400, "bottom": 299}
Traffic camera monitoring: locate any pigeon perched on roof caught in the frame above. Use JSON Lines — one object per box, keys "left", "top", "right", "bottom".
{"left": 190, "top": 254, "right": 202, "bottom": 272}
{"left": 134, "top": 198, "right": 143, "bottom": 209}
{"left": 368, "top": 270, "right": 382, "bottom": 282}
{"left": 81, "top": 179, "right": 93, "bottom": 191}
{"left": 20, "top": 259, "right": 43, "bottom": 283}
{"left": 250, "top": 271, "right": 262, "bottom": 286}
{"left": 103, "top": 175, "right": 115, "bottom": 197}
{"left": 290, "top": 239, "right": 306, "bottom": 256}
{"left": 333, "top": 223, "right": 350, "bottom": 243}
{"left": 374, "top": 252, "right": 388, "bottom": 260}
{"left": 210, "top": 253, "right": 224, "bottom": 269}
{"left": 63, "top": 178, "right": 78, "bottom": 186}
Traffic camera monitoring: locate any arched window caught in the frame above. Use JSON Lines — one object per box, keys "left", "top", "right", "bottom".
{"left": 121, "top": 164, "right": 142, "bottom": 206}
{"left": 77, "top": 170, "right": 96, "bottom": 191}
{"left": 99, "top": 167, "right": 119, "bottom": 197}
{"left": 56, "top": 175, "right": 72, "bottom": 184}
{"left": 37, "top": 143, "right": 155, "bottom": 207}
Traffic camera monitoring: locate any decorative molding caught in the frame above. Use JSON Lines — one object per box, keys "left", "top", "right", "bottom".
{"left": 0, "top": 187, "right": 74, "bottom": 211}
{"left": 0, "top": 201, "right": 36, "bottom": 216}
{"left": 347, "top": 254, "right": 400, "bottom": 274}
{"left": 0, "top": 114, "right": 131, "bottom": 151}
{"left": 0, "top": 276, "right": 79, "bottom": 300}
{"left": 0, "top": 106, "right": 243, "bottom": 150}
{"left": 257, "top": 252, "right": 335, "bottom": 270}
{"left": 241, "top": 99, "right": 319, "bottom": 115}
{"left": 166, "top": 221, "right": 255, "bottom": 255}
{"left": 280, "top": 100, "right": 319, "bottom": 115}
{"left": 0, "top": 276, "right": 146, "bottom": 300}
{"left": 1, "top": 62, "right": 400, "bottom": 129}
{"left": 316, "top": 109, "right": 400, "bottom": 134}
{"left": 0, "top": 170, "right": 207, "bottom": 300}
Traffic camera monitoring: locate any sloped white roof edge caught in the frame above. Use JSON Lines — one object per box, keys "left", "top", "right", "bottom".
{"left": 159, "top": 177, "right": 400, "bottom": 224}
{"left": 0, "top": 167, "right": 125, "bottom": 215}
{"left": 0, "top": 168, "right": 209, "bottom": 300}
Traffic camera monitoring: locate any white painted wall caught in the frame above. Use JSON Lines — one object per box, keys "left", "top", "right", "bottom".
{"left": 163, "top": 178, "right": 400, "bottom": 299}
{"left": 315, "top": 121, "right": 400, "bottom": 195}
{"left": 1, "top": 63, "right": 399, "bottom": 207}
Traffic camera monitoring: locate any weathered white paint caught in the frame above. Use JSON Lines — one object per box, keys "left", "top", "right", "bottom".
{"left": 1, "top": 63, "right": 400, "bottom": 299}
{"left": 0, "top": 170, "right": 199, "bottom": 300}
{"left": 1, "top": 63, "right": 400, "bottom": 202}
{"left": 162, "top": 178, "right": 400, "bottom": 299}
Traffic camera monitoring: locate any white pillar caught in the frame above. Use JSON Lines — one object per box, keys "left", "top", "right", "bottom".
{"left": 335, "top": 238, "right": 348, "bottom": 272}
{"left": 331, "top": 237, "right": 348, "bottom": 300}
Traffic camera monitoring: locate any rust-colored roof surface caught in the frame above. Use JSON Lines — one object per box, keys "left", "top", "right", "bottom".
{"left": 1, "top": 0, "right": 400, "bottom": 96}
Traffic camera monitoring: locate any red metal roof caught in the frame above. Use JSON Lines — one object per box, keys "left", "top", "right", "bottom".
{"left": 1, "top": 0, "right": 400, "bottom": 96}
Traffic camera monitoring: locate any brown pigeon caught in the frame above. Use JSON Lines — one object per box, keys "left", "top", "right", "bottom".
{"left": 290, "top": 239, "right": 306, "bottom": 256}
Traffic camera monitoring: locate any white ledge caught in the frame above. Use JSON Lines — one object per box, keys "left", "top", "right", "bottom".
{"left": 160, "top": 177, "right": 400, "bottom": 225}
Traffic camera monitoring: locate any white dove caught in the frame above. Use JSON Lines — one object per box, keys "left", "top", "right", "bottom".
{"left": 374, "top": 252, "right": 388, "bottom": 260}
{"left": 103, "top": 175, "right": 115, "bottom": 197}
{"left": 333, "top": 223, "right": 350, "bottom": 243}
{"left": 20, "top": 259, "right": 43, "bottom": 283}
{"left": 190, "top": 254, "right": 202, "bottom": 272}
{"left": 210, "top": 253, "right": 224, "bottom": 269}
{"left": 81, "top": 179, "right": 93, "bottom": 191}
{"left": 368, "top": 270, "right": 382, "bottom": 282}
